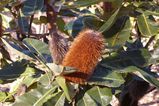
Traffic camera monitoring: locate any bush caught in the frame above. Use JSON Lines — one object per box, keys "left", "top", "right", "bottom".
{"left": 0, "top": 0, "right": 159, "bottom": 106}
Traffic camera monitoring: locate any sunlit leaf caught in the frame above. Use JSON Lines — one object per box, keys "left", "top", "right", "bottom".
{"left": 23, "top": 38, "right": 52, "bottom": 63}
{"left": 137, "top": 13, "right": 158, "bottom": 36}
{"left": 12, "top": 84, "right": 59, "bottom": 106}
{"left": 56, "top": 76, "right": 71, "bottom": 102}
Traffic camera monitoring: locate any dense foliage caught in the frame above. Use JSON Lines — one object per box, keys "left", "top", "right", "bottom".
{"left": 0, "top": 0, "right": 159, "bottom": 106}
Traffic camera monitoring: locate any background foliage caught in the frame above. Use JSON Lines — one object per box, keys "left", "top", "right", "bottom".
{"left": 0, "top": 0, "right": 159, "bottom": 106}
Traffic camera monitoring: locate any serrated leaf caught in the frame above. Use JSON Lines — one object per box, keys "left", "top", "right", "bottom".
{"left": 88, "top": 65, "right": 125, "bottom": 87}
{"left": 86, "top": 86, "right": 112, "bottom": 106}
{"left": 101, "top": 49, "right": 151, "bottom": 69}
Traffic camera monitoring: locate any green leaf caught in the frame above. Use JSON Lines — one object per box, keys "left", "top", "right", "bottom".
{"left": 137, "top": 13, "right": 158, "bottom": 36}
{"left": 18, "top": 14, "right": 29, "bottom": 34}
{"left": 77, "top": 93, "right": 97, "bottom": 106}
{"left": 134, "top": 68, "right": 159, "bottom": 89}
{"left": 22, "top": 0, "right": 44, "bottom": 16}
{"left": 23, "top": 38, "right": 51, "bottom": 63}
{"left": 101, "top": 49, "right": 151, "bottom": 69}
{"left": 106, "top": 16, "right": 132, "bottom": 47}
{"left": 0, "top": 60, "right": 28, "bottom": 80}
{"left": 56, "top": 17, "right": 69, "bottom": 35}
{"left": 86, "top": 86, "right": 112, "bottom": 106}
{"left": 65, "top": 16, "right": 85, "bottom": 37}
{"left": 0, "top": 92, "right": 7, "bottom": 102}
{"left": 64, "top": 0, "right": 107, "bottom": 9}
{"left": 46, "top": 63, "right": 64, "bottom": 75}
{"left": 33, "top": 86, "right": 59, "bottom": 106}
{"left": 107, "top": 18, "right": 132, "bottom": 46}
{"left": 56, "top": 76, "right": 71, "bottom": 102}
{"left": 77, "top": 86, "right": 112, "bottom": 106}
{"left": 88, "top": 65, "right": 125, "bottom": 87}
{"left": 113, "top": 66, "right": 137, "bottom": 73}
{"left": 137, "top": 9, "right": 159, "bottom": 16}
{"left": 98, "top": 8, "right": 120, "bottom": 33}
{"left": 22, "top": 67, "right": 41, "bottom": 87}
{"left": 83, "top": 16, "right": 103, "bottom": 30}
{"left": 12, "top": 84, "right": 59, "bottom": 106}
{"left": 44, "top": 92, "right": 65, "bottom": 106}
{"left": 1, "top": 38, "right": 35, "bottom": 60}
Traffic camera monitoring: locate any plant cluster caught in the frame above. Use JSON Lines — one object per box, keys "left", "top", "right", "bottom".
{"left": 0, "top": 0, "right": 159, "bottom": 106}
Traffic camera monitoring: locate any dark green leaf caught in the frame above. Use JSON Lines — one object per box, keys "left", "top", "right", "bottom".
{"left": 105, "top": 16, "right": 132, "bottom": 47}
{"left": 98, "top": 8, "right": 120, "bottom": 33}
{"left": 0, "top": 60, "right": 28, "bottom": 80}
{"left": 132, "top": 68, "right": 159, "bottom": 89}
{"left": 88, "top": 65, "right": 125, "bottom": 87}
{"left": 101, "top": 49, "right": 151, "bottom": 69}
{"left": 18, "top": 16, "right": 29, "bottom": 34}
{"left": 22, "top": 0, "right": 44, "bottom": 16}
{"left": 56, "top": 17, "right": 69, "bottom": 35}
{"left": 65, "top": 16, "right": 85, "bottom": 37}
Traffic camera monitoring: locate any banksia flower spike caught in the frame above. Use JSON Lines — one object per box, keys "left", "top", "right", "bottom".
{"left": 62, "top": 29, "right": 104, "bottom": 84}
{"left": 49, "top": 32, "right": 68, "bottom": 64}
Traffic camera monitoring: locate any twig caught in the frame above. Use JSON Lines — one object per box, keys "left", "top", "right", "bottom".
{"left": 28, "top": 15, "right": 34, "bottom": 38}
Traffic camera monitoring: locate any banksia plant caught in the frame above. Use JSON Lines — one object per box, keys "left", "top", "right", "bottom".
{"left": 62, "top": 29, "right": 104, "bottom": 84}
{"left": 49, "top": 32, "right": 68, "bottom": 64}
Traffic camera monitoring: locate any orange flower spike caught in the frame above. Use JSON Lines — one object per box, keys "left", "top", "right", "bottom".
{"left": 62, "top": 29, "right": 104, "bottom": 84}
